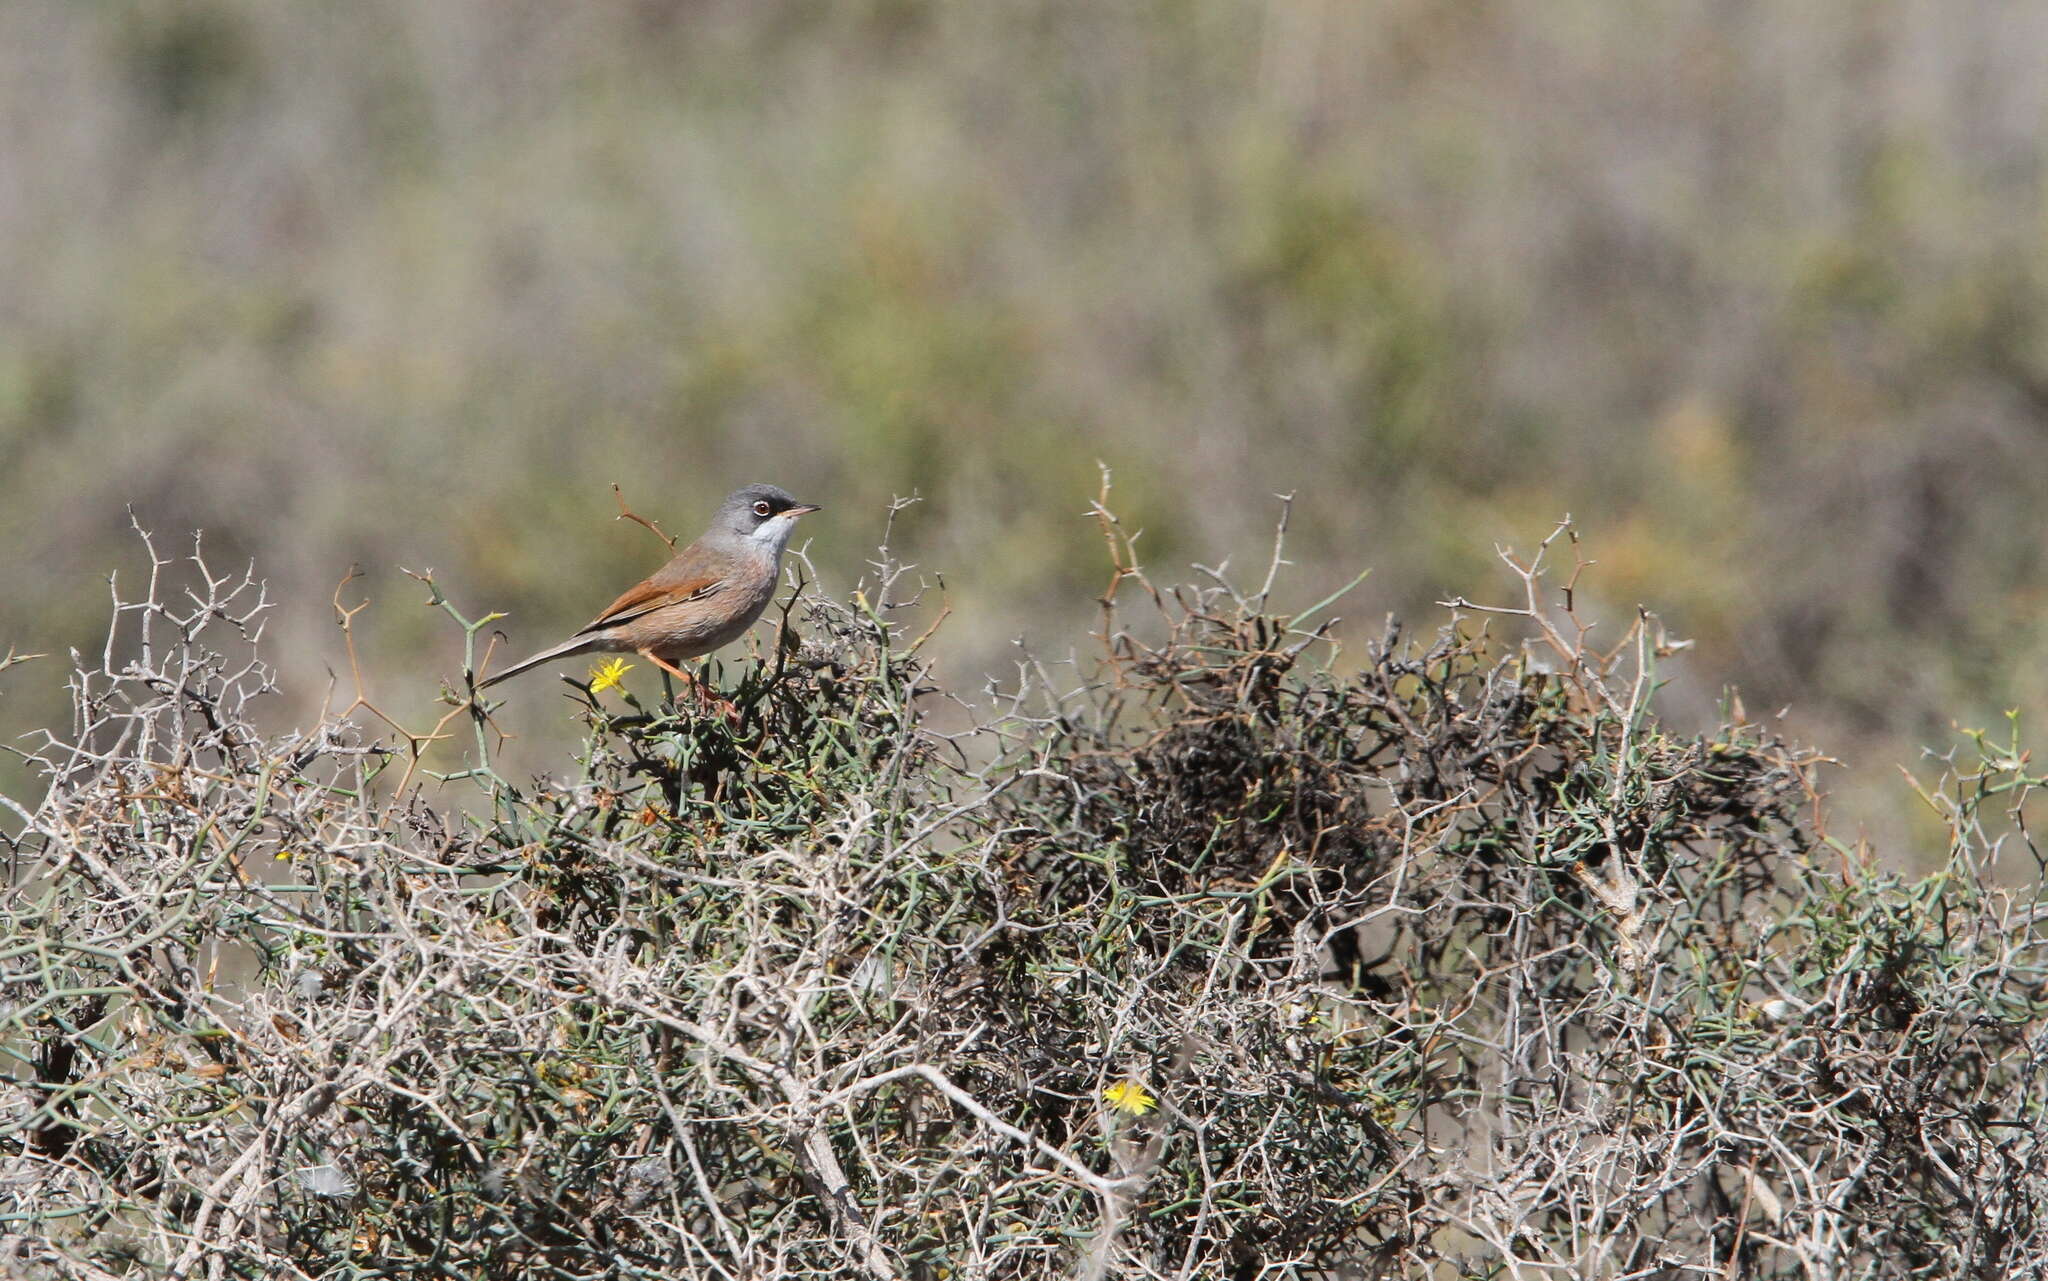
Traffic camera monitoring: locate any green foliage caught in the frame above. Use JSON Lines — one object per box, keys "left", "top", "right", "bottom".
{"left": 4, "top": 515, "right": 2047, "bottom": 1277}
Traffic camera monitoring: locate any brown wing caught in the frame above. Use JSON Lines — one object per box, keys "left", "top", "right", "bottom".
{"left": 577, "top": 542, "right": 728, "bottom": 635}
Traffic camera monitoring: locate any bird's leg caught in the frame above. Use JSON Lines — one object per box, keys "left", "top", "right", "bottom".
{"left": 638, "top": 650, "right": 697, "bottom": 704}
{"left": 638, "top": 650, "right": 737, "bottom": 722}
{"left": 697, "top": 657, "right": 740, "bottom": 723}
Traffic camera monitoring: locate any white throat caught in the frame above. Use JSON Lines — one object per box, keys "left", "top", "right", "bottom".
{"left": 746, "top": 513, "right": 800, "bottom": 558}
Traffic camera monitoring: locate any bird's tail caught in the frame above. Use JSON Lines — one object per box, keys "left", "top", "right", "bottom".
{"left": 477, "top": 635, "right": 604, "bottom": 690}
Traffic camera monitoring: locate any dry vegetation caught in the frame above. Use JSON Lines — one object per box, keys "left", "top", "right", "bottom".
{"left": 4, "top": 497, "right": 2046, "bottom": 1279}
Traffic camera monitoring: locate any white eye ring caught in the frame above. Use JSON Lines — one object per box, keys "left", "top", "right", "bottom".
{"left": 753, "top": 501, "right": 772, "bottom": 517}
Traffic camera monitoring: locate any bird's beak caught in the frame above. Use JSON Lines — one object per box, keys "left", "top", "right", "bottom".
{"left": 788, "top": 503, "right": 822, "bottom": 517}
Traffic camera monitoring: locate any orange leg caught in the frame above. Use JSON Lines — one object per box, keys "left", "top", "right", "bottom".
{"left": 637, "top": 651, "right": 736, "bottom": 720}
{"left": 638, "top": 649, "right": 695, "bottom": 686}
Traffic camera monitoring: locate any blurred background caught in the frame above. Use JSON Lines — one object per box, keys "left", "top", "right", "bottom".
{"left": 3, "top": 0, "right": 2046, "bottom": 851}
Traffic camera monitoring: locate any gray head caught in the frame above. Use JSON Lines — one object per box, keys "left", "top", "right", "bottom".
{"left": 712, "top": 483, "right": 821, "bottom": 551}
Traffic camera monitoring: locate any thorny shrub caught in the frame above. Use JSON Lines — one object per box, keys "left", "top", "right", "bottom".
{"left": 2, "top": 491, "right": 2047, "bottom": 1281}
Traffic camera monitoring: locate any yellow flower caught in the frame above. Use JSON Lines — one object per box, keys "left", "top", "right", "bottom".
{"left": 588, "top": 657, "right": 634, "bottom": 694}
{"left": 1103, "top": 1080, "right": 1156, "bottom": 1116}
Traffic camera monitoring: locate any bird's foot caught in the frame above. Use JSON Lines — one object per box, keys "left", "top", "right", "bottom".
{"left": 637, "top": 651, "right": 742, "bottom": 725}
{"left": 700, "top": 696, "right": 742, "bottom": 726}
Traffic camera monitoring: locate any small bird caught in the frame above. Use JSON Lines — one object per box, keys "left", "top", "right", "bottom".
{"left": 479, "top": 483, "right": 821, "bottom": 693}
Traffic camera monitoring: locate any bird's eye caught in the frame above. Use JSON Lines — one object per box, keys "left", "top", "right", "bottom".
{"left": 753, "top": 500, "right": 772, "bottom": 517}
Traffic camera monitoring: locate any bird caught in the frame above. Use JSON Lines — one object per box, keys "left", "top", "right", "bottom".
{"left": 478, "top": 483, "right": 821, "bottom": 694}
